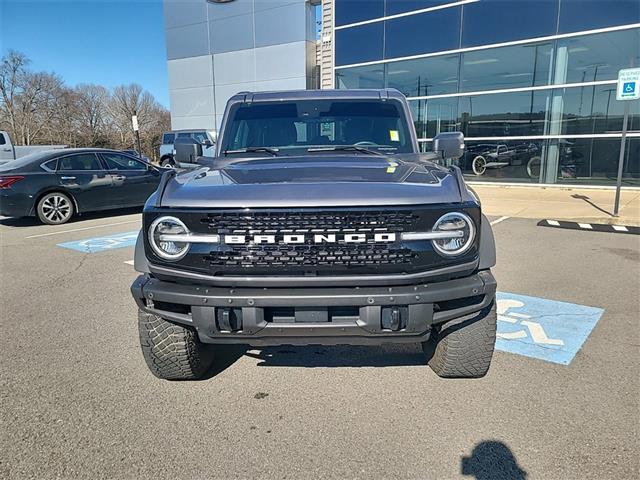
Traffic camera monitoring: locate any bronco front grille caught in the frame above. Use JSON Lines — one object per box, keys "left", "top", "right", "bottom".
{"left": 199, "top": 210, "right": 419, "bottom": 269}
{"left": 199, "top": 210, "right": 419, "bottom": 234}
{"left": 205, "top": 244, "right": 416, "bottom": 268}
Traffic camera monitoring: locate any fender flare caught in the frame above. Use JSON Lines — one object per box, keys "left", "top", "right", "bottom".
{"left": 134, "top": 229, "right": 150, "bottom": 273}
{"left": 478, "top": 214, "right": 496, "bottom": 269}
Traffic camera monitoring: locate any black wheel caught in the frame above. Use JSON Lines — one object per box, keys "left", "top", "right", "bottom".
{"left": 161, "top": 157, "right": 176, "bottom": 168}
{"left": 472, "top": 155, "right": 487, "bottom": 176}
{"left": 37, "top": 192, "right": 74, "bottom": 225}
{"left": 423, "top": 299, "right": 497, "bottom": 378}
{"left": 138, "top": 309, "right": 214, "bottom": 380}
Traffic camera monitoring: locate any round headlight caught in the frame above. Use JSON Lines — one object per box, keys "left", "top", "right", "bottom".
{"left": 149, "top": 216, "right": 190, "bottom": 260}
{"left": 431, "top": 212, "right": 475, "bottom": 256}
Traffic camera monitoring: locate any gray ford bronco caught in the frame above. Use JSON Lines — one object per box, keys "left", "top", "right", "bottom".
{"left": 131, "top": 89, "right": 497, "bottom": 380}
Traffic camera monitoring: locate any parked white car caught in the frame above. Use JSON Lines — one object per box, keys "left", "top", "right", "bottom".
{"left": 0, "top": 131, "right": 67, "bottom": 165}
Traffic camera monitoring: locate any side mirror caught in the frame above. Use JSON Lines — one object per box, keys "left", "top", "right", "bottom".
{"left": 432, "top": 132, "right": 465, "bottom": 160}
{"left": 174, "top": 137, "right": 203, "bottom": 165}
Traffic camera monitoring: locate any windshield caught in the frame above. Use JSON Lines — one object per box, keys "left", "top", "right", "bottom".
{"left": 220, "top": 99, "right": 413, "bottom": 155}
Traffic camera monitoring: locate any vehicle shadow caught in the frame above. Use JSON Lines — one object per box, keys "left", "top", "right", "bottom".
{"left": 245, "top": 343, "right": 427, "bottom": 368}
{"left": 0, "top": 206, "right": 142, "bottom": 228}
{"left": 198, "top": 345, "right": 249, "bottom": 380}
{"left": 461, "top": 440, "right": 527, "bottom": 479}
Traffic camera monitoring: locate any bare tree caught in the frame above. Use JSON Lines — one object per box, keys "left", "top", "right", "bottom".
{"left": 75, "top": 84, "right": 110, "bottom": 146}
{"left": 0, "top": 51, "right": 171, "bottom": 159}
{"left": 0, "top": 50, "right": 29, "bottom": 140}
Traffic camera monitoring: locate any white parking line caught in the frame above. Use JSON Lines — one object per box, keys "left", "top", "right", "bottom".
{"left": 124, "top": 260, "right": 134, "bottom": 266}
{"left": 26, "top": 220, "right": 140, "bottom": 239}
{"left": 490, "top": 216, "right": 510, "bottom": 226}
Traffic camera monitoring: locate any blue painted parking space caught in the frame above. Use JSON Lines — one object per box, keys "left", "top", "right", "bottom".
{"left": 495, "top": 292, "right": 604, "bottom": 365}
{"left": 57, "top": 230, "right": 139, "bottom": 253}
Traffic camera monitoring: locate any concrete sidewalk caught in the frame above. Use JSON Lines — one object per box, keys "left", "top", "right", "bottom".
{"left": 471, "top": 184, "right": 640, "bottom": 226}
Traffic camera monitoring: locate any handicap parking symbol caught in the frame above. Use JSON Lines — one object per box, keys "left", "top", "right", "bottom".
{"left": 623, "top": 82, "right": 636, "bottom": 94}
{"left": 57, "top": 230, "right": 139, "bottom": 253}
{"left": 495, "top": 292, "right": 604, "bottom": 365}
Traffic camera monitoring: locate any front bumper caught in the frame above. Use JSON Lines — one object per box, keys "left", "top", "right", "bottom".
{"left": 131, "top": 270, "right": 496, "bottom": 346}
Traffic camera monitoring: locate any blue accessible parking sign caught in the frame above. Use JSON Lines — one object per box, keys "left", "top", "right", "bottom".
{"left": 495, "top": 292, "right": 604, "bottom": 365}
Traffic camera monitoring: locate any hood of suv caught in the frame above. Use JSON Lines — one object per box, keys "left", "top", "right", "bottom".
{"left": 156, "top": 154, "right": 464, "bottom": 208}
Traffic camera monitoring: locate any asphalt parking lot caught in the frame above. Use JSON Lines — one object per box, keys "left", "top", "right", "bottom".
{"left": 1, "top": 211, "right": 639, "bottom": 479}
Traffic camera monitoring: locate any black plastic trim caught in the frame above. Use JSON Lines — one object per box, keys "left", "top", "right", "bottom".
{"left": 147, "top": 259, "right": 479, "bottom": 288}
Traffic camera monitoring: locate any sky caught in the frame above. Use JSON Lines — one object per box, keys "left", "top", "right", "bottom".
{"left": 0, "top": 0, "right": 170, "bottom": 107}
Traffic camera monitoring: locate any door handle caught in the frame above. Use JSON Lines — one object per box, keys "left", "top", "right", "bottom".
{"left": 60, "top": 176, "right": 76, "bottom": 180}
{"left": 113, "top": 175, "right": 126, "bottom": 181}
{"left": 2, "top": 148, "right": 11, "bottom": 152}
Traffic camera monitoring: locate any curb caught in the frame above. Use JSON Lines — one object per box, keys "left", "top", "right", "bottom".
{"left": 538, "top": 219, "right": 640, "bottom": 235}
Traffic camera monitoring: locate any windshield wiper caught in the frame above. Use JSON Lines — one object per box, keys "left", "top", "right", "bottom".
{"left": 223, "top": 147, "right": 279, "bottom": 156}
{"left": 307, "top": 145, "right": 385, "bottom": 156}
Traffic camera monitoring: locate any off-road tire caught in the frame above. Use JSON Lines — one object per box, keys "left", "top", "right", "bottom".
{"left": 423, "top": 299, "right": 497, "bottom": 378}
{"left": 138, "top": 309, "right": 214, "bottom": 380}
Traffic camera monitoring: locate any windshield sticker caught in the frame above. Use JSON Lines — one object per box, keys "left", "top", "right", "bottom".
{"left": 389, "top": 130, "right": 400, "bottom": 142}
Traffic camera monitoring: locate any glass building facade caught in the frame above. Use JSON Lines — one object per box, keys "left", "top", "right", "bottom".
{"left": 333, "top": 0, "right": 640, "bottom": 186}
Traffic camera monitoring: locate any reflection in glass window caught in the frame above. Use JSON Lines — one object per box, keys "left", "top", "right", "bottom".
{"left": 386, "top": 0, "right": 460, "bottom": 16}
{"left": 335, "top": 23, "right": 384, "bottom": 66}
{"left": 387, "top": 54, "right": 459, "bottom": 97}
{"left": 557, "top": 29, "right": 640, "bottom": 84}
{"left": 458, "top": 90, "right": 551, "bottom": 137}
{"left": 335, "top": 64, "right": 385, "bottom": 89}
{"left": 544, "top": 138, "right": 639, "bottom": 185}
{"left": 547, "top": 85, "right": 639, "bottom": 136}
{"left": 559, "top": 0, "right": 640, "bottom": 34}
{"left": 462, "top": 0, "right": 558, "bottom": 47}
{"left": 384, "top": 8, "right": 461, "bottom": 59}
{"left": 102, "top": 153, "right": 147, "bottom": 170}
{"left": 58, "top": 154, "right": 102, "bottom": 171}
{"left": 458, "top": 139, "right": 543, "bottom": 181}
{"left": 460, "top": 42, "right": 554, "bottom": 92}
{"left": 409, "top": 98, "right": 459, "bottom": 138}
{"left": 335, "top": 0, "right": 384, "bottom": 26}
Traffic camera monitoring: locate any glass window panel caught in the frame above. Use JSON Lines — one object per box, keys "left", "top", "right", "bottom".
{"left": 384, "top": 8, "right": 461, "bottom": 59}
{"left": 559, "top": 0, "right": 640, "bottom": 34}
{"left": 386, "top": 54, "right": 459, "bottom": 97}
{"left": 460, "top": 138, "right": 640, "bottom": 186}
{"left": 462, "top": 0, "right": 558, "bottom": 48}
{"left": 557, "top": 29, "right": 640, "bottom": 84}
{"left": 335, "top": 23, "right": 384, "bottom": 66}
{"left": 459, "top": 139, "right": 544, "bottom": 181}
{"left": 335, "top": 64, "right": 385, "bottom": 89}
{"left": 458, "top": 90, "right": 551, "bottom": 137}
{"left": 547, "top": 85, "right": 639, "bottom": 136}
{"left": 460, "top": 42, "right": 554, "bottom": 92}
{"left": 102, "top": 153, "right": 147, "bottom": 171}
{"left": 544, "top": 138, "right": 639, "bottom": 185}
{"left": 335, "top": 0, "right": 384, "bottom": 26}
{"left": 58, "top": 154, "right": 102, "bottom": 171}
{"left": 385, "top": 0, "right": 459, "bottom": 15}
{"left": 409, "top": 98, "right": 459, "bottom": 138}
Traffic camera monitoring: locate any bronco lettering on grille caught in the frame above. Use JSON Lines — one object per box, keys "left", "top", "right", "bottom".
{"left": 224, "top": 233, "right": 397, "bottom": 245}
